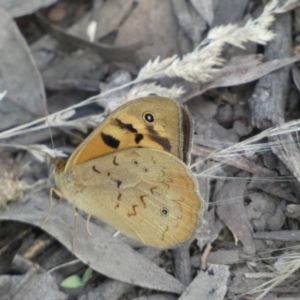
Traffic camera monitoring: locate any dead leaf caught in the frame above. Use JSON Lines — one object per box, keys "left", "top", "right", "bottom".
{"left": 0, "top": 270, "right": 67, "bottom": 300}
{"left": 0, "top": 193, "right": 185, "bottom": 294}
{"left": 190, "top": 0, "right": 214, "bottom": 25}
{"left": 213, "top": 0, "right": 248, "bottom": 26}
{"left": 178, "top": 264, "right": 230, "bottom": 300}
{"left": 35, "top": 13, "right": 146, "bottom": 62}
{"left": 0, "top": 0, "right": 57, "bottom": 17}
{"left": 215, "top": 178, "right": 256, "bottom": 255}
{"left": 246, "top": 192, "right": 286, "bottom": 231}
{"left": 0, "top": 6, "right": 45, "bottom": 131}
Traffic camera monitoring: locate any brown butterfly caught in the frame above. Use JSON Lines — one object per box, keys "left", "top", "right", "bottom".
{"left": 49, "top": 96, "right": 204, "bottom": 248}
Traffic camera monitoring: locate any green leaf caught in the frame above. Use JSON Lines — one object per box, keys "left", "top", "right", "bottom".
{"left": 82, "top": 267, "right": 93, "bottom": 284}
{"left": 61, "top": 275, "right": 84, "bottom": 289}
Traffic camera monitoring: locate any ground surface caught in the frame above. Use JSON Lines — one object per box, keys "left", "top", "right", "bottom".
{"left": 0, "top": 0, "right": 300, "bottom": 299}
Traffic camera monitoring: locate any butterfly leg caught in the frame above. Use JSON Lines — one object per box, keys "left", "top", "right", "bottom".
{"left": 41, "top": 187, "right": 63, "bottom": 227}
{"left": 72, "top": 203, "right": 78, "bottom": 254}
{"left": 86, "top": 215, "right": 94, "bottom": 237}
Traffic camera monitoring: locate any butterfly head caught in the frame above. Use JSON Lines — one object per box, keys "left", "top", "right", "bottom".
{"left": 49, "top": 157, "right": 67, "bottom": 175}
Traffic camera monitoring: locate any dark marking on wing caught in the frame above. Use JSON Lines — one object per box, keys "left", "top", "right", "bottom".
{"left": 114, "top": 180, "right": 122, "bottom": 188}
{"left": 101, "top": 132, "right": 120, "bottom": 148}
{"left": 115, "top": 118, "right": 137, "bottom": 133}
{"left": 128, "top": 205, "right": 138, "bottom": 217}
{"left": 164, "top": 183, "right": 170, "bottom": 189}
{"left": 113, "top": 156, "right": 119, "bottom": 166}
{"left": 160, "top": 171, "right": 173, "bottom": 183}
{"left": 166, "top": 177, "right": 173, "bottom": 183}
{"left": 140, "top": 195, "right": 147, "bottom": 208}
{"left": 114, "top": 203, "right": 120, "bottom": 209}
{"left": 135, "top": 133, "right": 143, "bottom": 144}
{"left": 107, "top": 172, "right": 110, "bottom": 177}
{"left": 146, "top": 125, "right": 171, "bottom": 152}
{"left": 92, "top": 165, "right": 101, "bottom": 174}
{"left": 150, "top": 186, "right": 157, "bottom": 194}
{"left": 117, "top": 192, "right": 122, "bottom": 201}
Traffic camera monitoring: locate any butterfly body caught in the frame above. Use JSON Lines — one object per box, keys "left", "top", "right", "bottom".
{"left": 52, "top": 96, "right": 204, "bottom": 248}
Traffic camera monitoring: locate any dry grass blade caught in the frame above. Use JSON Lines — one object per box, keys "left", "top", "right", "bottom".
{"left": 192, "top": 116, "right": 300, "bottom": 171}
{"left": 0, "top": 143, "right": 66, "bottom": 162}
{"left": 137, "top": 0, "right": 284, "bottom": 83}
{"left": 125, "top": 83, "right": 185, "bottom": 101}
{"left": 245, "top": 249, "right": 300, "bottom": 300}
{"left": 105, "top": 83, "right": 186, "bottom": 113}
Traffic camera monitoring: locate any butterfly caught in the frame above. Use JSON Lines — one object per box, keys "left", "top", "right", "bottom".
{"left": 49, "top": 96, "right": 204, "bottom": 248}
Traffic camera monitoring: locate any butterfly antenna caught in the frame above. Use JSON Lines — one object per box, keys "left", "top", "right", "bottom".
{"left": 41, "top": 94, "right": 57, "bottom": 158}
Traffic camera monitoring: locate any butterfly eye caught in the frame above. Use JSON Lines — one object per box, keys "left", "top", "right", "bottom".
{"left": 132, "top": 160, "right": 139, "bottom": 166}
{"left": 143, "top": 112, "right": 155, "bottom": 123}
{"left": 143, "top": 167, "right": 149, "bottom": 173}
{"left": 160, "top": 208, "right": 169, "bottom": 216}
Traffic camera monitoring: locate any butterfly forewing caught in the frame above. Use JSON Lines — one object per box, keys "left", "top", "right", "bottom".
{"left": 65, "top": 96, "right": 191, "bottom": 171}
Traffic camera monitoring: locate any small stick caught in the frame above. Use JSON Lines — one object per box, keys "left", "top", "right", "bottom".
{"left": 86, "top": 214, "right": 94, "bottom": 237}
{"left": 72, "top": 203, "right": 78, "bottom": 254}
{"left": 200, "top": 243, "right": 212, "bottom": 271}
